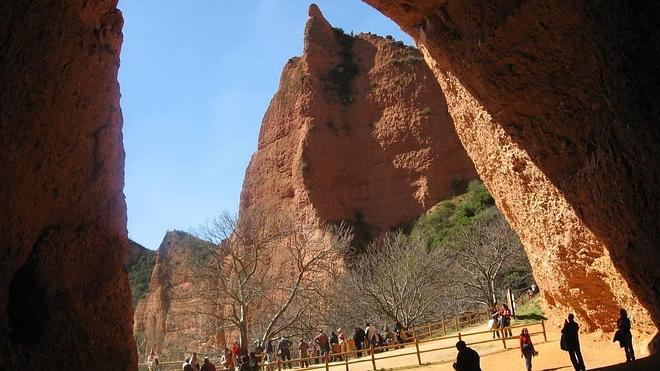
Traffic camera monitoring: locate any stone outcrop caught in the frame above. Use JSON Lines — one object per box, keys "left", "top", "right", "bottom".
{"left": 363, "top": 0, "right": 659, "bottom": 343}
{"left": 240, "top": 4, "right": 476, "bottom": 237}
{"left": 133, "top": 231, "right": 222, "bottom": 360}
{"left": 0, "top": 0, "right": 136, "bottom": 369}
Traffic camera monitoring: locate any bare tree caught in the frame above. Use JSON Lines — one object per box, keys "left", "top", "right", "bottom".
{"left": 178, "top": 209, "right": 352, "bottom": 351}
{"left": 334, "top": 232, "right": 454, "bottom": 328}
{"left": 450, "top": 208, "right": 532, "bottom": 307}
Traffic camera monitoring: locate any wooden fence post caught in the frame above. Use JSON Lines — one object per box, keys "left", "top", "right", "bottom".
{"left": 458, "top": 332, "right": 462, "bottom": 342}
{"left": 370, "top": 346, "right": 376, "bottom": 370}
{"left": 325, "top": 354, "right": 329, "bottom": 371}
{"left": 412, "top": 326, "right": 416, "bottom": 339}
{"left": 428, "top": 323, "right": 432, "bottom": 338}
{"left": 344, "top": 352, "right": 349, "bottom": 371}
{"left": 442, "top": 317, "right": 446, "bottom": 335}
{"left": 277, "top": 359, "right": 282, "bottom": 371}
{"left": 541, "top": 320, "right": 547, "bottom": 342}
{"left": 414, "top": 339, "right": 422, "bottom": 365}
{"left": 455, "top": 316, "right": 459, "bottom": 332}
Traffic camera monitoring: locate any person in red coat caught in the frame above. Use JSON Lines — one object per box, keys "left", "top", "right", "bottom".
{"left": 519, "top": 328, "right": 536, "bottom": 371}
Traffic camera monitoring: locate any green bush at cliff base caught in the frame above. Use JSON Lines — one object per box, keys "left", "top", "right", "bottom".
{"left": 411, "top": 180, "right": 495, "bottom": 249}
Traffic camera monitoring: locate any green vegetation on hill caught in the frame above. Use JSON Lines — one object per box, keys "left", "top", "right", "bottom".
{"left": 325, "top": 27, "right": 359, "bottom": 104}
{"left": 126, "top": 241, "right": 156, "bottom": 307}
{"left": 410, "top": 180, "right": 495, "bottom": 249}
{"left": 515, "top": 296, "right": 547, "bottom": 322}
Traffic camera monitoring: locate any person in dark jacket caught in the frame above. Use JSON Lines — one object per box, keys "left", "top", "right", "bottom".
{"left": 561, "top": 314, "right": 586, "bottom": 371}
{"left": 393, "top": 320, "right": 403, "bottom": 343}
{"left": 452, "top": 341, "right": 481, "bottom": 371}
{"left": 248, "top": 352, "right": 260, "bottom": 371}
{"left": 200, "top": 357, "right": 216, "bottom": 371}
{"left": 277, "top": 336, "right": 293, "bottom": 369}
{"left": 614, "top": 308, "right": 635, "bottom": 362}
{"left": 263, "top": 338, "right": 274, "bottom": 363}
{"left": 353, "top": 326, "right": 366, "bottom": 357}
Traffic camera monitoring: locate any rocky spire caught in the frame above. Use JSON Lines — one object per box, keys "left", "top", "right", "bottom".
{"left": 303, "top": 4, "right": 342, "bottom": 73}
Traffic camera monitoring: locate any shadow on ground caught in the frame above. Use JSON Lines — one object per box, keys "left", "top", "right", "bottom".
{"left": 588, "top": 354, "right": 660, "bottom": 370}
{"left": 516, "top": 313, "right": 547, "bottom": 321}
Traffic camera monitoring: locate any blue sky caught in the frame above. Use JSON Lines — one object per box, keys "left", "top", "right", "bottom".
{"left": 119, "top": 1, "right": 412, "bottom": 250}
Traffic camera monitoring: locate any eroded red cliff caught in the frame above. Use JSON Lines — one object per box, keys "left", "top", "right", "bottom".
{"left": 363, "top": 0, "right": 659, "bottom": 345}
{"left": 0, "top": 0, "right": 136, "bottom": 368}
{"left": 240, "top": 4, "right": 477, "bottom": 235}
{"left": 133, "top": 231, "right": 222, "bottom": 360}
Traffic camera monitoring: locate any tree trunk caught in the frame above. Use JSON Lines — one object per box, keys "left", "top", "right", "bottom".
{"left": 239, "top": 320, "right": 249, "bottom": 353}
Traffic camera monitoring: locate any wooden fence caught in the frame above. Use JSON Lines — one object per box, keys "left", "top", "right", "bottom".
{"left": 139, "top": 319, "right": 547, "bottom": 371}
{"left": 403, "top": 310, "right": 488, "bottom": 341}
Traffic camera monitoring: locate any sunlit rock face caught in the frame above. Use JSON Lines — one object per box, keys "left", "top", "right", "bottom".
{"left": 240, "top": 4, "right": 477, "bottom": 235}
{"left": 363, "top": 0, "right": 659, "bottom": 343}
{"left": 0, "top": 0, "right": 136, "bottom": 369}
{"left": 133, "top": 231, "right": 221, "bottom": 360}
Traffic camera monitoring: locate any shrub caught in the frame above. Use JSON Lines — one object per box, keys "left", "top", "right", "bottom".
{"left": 323, "top": 28, "right": 359, "bottom": 104}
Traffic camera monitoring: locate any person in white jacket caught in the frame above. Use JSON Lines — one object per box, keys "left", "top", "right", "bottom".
{"left": 365, "top": 323, "right": 379, "bottom": 347}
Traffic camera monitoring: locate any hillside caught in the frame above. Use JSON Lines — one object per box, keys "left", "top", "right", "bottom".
{"left": 125, "top": 240, "right": 157, "bottom": 307}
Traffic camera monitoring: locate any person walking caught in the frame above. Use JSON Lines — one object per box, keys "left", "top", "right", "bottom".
{"left": 147, "top": 348, "right": 160, "bottom": 371}
{"left": 490, "top": 305, "right": 501, "bottom": 339}
{"left": 314, "top": 330, "right": 330, "bottom": 357}
{"left": 306, "top": 342, "right": 317, "bottom": 364}
{"left": 365, "top": 323, "right": 379, "bottom": 348}
{"left": 248, "top": 352, "right": 259, "bottom": 371}
{"left": 182, "top": 357, "right": 193, "bottom": 371}
{"left": 238, "top": 355, "right": 251, "bottom": 371}
{"left": 277, "top": 336, "right": 293, "bottom": 369}
{"left": 500, "top": 304, "right": 513, "bottom": 337}
{"left": 519, "top": 328, "right": 536, "bottom": 371}
{"left": 221, "top": 348, "right": 234, "bottom": 370}
{"left": 190, "top": 352, "right": 201, "bottom": 371}
{"left": 393, "top": 320, "right": 405, "bottom": 346}
{"left": 298, "top": 338, "right": 310, "bottom": 368}
{"left": 200, "top": 357, "right": 216, "bottom": 371}
{"left": 353, "top": 326, "right": 366, "bottom": 357}
{"left": 614, "top": 308, "right": 635, "bottom": 362}
{"left": 330, "top": 331, "right": 341, "bottom": 360}
{"left": 561, "top": 314, "right": 586, "bottom": 371}
{"left": 263, "top": 338, "right": 274, "bottom": 363}
{"left": 452, "top": 341, "right": 481, "bottom": 371}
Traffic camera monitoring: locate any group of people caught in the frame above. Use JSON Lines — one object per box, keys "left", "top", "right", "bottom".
{"left": 217, "top": 344, "right": 260, "bottom": 371}
{"left": 454, "top": 308, "right": 636, "bottom": 371}
{"left": 261, "top": 321, "right": 406, "bottom": 369}
{"left": 181, "top": 353, "right": 219, "bottom": 371}
{"left": 488, "top": 303, "right": 513, "bottom": 338}
{"left": 146, "top": 306, "right": 636, "bottom": 371}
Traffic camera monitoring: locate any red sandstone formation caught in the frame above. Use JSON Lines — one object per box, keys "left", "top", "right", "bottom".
{"left": 363, "top": 0, "right": 659, "bottom": 343}
{"left": 133, "top": 231, "right": 222, "bottom": 360}
{"left": 239, "top": 4, "right": 476, "bottom": 235}
{"left": 134, "top": 6, "right": 477, "bottom": 357}
{"left": 0, "top": 0, "right": 136, "bottom": 369}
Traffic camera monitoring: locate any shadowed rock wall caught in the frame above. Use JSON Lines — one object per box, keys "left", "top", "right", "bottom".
{"left": 0, "top": 0, "right": 136, "bottom": 368}
{"left": 363, "top": 0, "right": 660, "bottom": 343}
